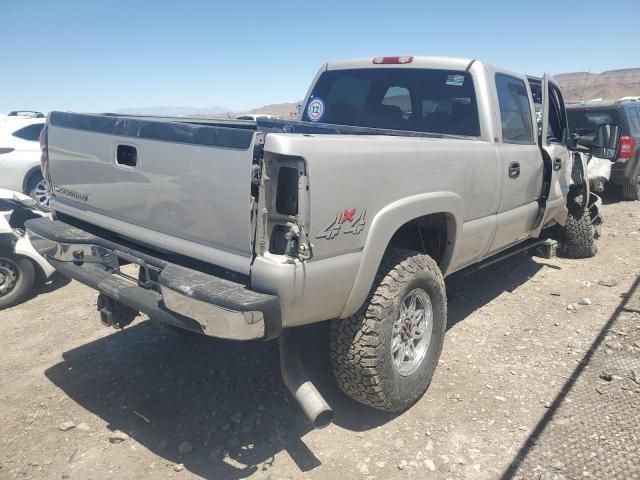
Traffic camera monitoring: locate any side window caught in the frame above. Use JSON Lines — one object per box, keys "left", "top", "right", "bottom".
{"left": 626, "top": 105, "right": 640, "bottom": 136}
{"left": 12, "top": 123, "right": 45, "bottom": 142}
{"left": 495, "top": 74, "right": 534, "bottom": 144}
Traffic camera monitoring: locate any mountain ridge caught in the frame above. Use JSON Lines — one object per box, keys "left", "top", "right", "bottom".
{"left": 553, "top": 68, "right": 640, "bottom": 102}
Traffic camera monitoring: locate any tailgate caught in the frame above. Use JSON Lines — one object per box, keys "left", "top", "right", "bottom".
{"left": 46, "top": 112, "right": 258, "bottom": 274}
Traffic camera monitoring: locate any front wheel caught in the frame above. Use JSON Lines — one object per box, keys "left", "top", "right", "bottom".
{"left": 562, "top": 207, "right": 599, "bottom": 259}
{"left": 329, "top": 248, "right": 447, "bottom": 412}
{"left": 0, "top": 256, "right": 36, "bottom": 309}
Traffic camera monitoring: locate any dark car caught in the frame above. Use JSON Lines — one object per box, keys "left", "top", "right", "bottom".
{"left": 567, "top": 99, "right": 640, "bottom": 200}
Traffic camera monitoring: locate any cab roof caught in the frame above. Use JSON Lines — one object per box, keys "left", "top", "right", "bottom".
{"left": 325, "top": 56, "right": 476, "bottom": 72}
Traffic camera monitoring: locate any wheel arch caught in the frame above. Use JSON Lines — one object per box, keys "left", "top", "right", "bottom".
{"left": 0, "top": 252, "right": 37, "bottom": 307}
{"left": 22, "top": 166, "right": 43, "bottom": 194}
{"left": 339, "top": 192, "right": 462, "bottom": 319}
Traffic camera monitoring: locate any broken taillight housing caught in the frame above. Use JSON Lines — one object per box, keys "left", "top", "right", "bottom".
{"left": 39, "top": 125, "right": 51, "bottom": 191}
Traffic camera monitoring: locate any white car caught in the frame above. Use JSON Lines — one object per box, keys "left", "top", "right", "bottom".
{"left": 0, "top": 118, "right": 49, "bottom": 210}
{"left": 0, "top": 189, "right": 55, "bottom": 308}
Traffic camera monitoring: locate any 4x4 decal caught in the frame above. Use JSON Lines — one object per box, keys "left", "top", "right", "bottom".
{"left": 316, "top": 209, "right": 367, "bottom": 239}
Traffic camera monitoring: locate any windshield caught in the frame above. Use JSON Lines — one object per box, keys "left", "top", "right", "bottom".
{"left": 567, "top": 108, "right": 621, "bottom": 136}
{"left": 302, "top": 68, "right": 480, "bottom": 136}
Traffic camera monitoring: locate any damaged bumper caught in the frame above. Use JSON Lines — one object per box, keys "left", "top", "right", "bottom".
{"left": 25, "top": 217, "right": 281, "bottom": 340}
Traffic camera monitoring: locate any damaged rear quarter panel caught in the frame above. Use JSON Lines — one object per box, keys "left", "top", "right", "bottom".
{"left": 253, "top": 133, "right": 494, "bottom": 327}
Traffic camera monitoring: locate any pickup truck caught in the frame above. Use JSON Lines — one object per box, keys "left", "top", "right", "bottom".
{"left": 26, "top": 56, "right": 621, "bottom": 428}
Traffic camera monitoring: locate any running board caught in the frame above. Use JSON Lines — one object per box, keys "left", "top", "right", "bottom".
{"left": 457, "top": 238, "right": 549, "bottom": 277}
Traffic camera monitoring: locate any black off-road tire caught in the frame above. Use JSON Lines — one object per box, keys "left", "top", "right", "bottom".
{"left": 0, "top": 256, "right": 36, "bottom": 309}
{"left": 563, "top": 209, "right": 598, "bottom": 259}
{"left": 621, "top": 175, "right": 640, "bottom": 201}
{"left": 329, "top": 248, "right": 447, "bottom": 412}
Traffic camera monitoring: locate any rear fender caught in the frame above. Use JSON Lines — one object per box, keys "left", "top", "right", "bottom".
{"left": 339, "top": 192, "right": 462, "bottom": 318}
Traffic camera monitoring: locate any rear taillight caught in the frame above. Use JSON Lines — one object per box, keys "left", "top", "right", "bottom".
{"left": 39, "top": 125, "right": 51, "bottom": 191}
{"left": 0, "top": 148, "right": 15, "bottom": 154}
{"left": 372, "top": 56, "right": 413, "bottom": 65}
{"left": 619, "top": 135, "right": 634, "bottom": 159}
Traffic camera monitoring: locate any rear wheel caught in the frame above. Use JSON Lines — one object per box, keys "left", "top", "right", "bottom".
{"left": 0, "top": 256, "right": 36, "bottom": 309}
{"left": 562, "top": 207, "right": 599, "bottom": 259}
{"left": 329, "top": 248, "right": 447, "bottom": 412}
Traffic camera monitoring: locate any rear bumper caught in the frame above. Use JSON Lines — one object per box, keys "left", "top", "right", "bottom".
{"left": 25, "top": 217, "right": 281, "bottom": 340}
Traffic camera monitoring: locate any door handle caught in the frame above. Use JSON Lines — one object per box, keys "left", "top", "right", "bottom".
{"left": 508, "top": 161, "right": 520, "bottom": 179}
{"left": 553, "top": 158, "right": 562, "bottom": 171}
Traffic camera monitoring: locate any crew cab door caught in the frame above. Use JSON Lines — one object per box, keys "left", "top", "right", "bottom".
{"left": 489, "top": 72, "right": 543, "bottom": 252}
{"left": 530, "top": 74, "right": 571, "bottom": 237}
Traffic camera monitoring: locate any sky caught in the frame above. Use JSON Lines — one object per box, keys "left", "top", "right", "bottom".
{"left": 2, "top": 0, "right": 638, "bottom": 113}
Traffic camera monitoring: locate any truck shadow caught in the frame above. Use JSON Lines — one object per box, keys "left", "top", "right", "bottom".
{"left": 446, "top": 252, "right": 546, "bottom": 329}
{"left": 44, "top": 321, "right": 392, "bottom": 479}
{"left": 37, "top": 270, "right": 72, "bottom": 294}
{"left": 44, "top": 252, "right": 547, "bottom": 479}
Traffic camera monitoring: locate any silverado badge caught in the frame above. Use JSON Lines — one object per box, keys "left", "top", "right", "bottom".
{"left": 53, "top": 186, "right": 89, "bottom": 202}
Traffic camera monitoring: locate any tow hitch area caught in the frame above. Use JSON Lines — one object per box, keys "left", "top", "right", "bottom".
{"left": 97, "top": 293, "right": 139, "bottom": 329}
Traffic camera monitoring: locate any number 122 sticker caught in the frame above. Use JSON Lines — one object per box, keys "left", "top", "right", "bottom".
{"left": 307, "top": 97, "right": 325, "bottom": 122}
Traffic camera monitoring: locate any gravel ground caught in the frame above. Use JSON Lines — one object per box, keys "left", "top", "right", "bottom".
{"left": 0, "top": 194, "right": 639, "bottom": 480}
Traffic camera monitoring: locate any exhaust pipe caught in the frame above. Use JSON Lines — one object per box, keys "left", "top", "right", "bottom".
{"left": 279, "top": 328, "right": 334, "bottom": 429}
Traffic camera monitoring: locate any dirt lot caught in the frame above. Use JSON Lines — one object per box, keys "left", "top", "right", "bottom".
{"left": 1, "top": 194, "right": 639, "bottom": 480}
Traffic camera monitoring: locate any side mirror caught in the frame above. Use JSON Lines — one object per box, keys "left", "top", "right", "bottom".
{"left": 592, "top": 123, "right": 622, "bottom": 161}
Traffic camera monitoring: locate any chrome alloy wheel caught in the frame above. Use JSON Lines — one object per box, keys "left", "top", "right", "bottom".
{"left": 391, "top": 288, "right": 433, "bottom": 376}
{"left": 33, "top": 179, "right": 50, "bottom": 210}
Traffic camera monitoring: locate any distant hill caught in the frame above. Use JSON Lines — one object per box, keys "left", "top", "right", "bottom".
{"left": 247, "top": 101, "right": 300, "bottom": 118}
{"left": 115, "top": 105, "right": 230, "bottom": 116}
{"left": 554, "top": 68, "right": 640, "bottom": 102}
{"left": 217, "top": 101, "right": 301, "bottom": 119}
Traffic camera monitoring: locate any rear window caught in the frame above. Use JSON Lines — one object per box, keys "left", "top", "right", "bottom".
{"left": 12, "top": 123, "right": 45, "bottom": 142}
{"left": 302, "top": 68, "right": 480, "bottom": 136}
{"left": 567, "top": 108, "right": 621, "bottom": 136}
